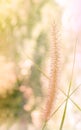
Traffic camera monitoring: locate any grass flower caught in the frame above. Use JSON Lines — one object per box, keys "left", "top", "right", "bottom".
{"left": 44, "top": 22, "right": 60, "bottom": 121}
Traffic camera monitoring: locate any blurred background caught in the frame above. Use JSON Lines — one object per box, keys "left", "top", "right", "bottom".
{"left": 0, "top": 0, "right": 58, "bottom": 130}
{"left": 0, "top": 0, "right": 81, "bottom": 130}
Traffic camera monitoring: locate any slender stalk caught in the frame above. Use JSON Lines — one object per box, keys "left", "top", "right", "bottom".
{"left": 42, "top": 83, "right": 81, "bottom": 130}
{"left": 60, "top": 88, "right": 81, "bottom": 112}
{"left": 59, "top": 38, "right": 78, "bottom": 130}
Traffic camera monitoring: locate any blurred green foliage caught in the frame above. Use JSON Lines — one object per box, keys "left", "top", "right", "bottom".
{"left": 0, "top": 0, "right": 58, "bottom": 126}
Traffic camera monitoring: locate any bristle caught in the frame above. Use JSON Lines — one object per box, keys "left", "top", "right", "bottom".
{"left": 44, "top": 22, "right": 60, "bottom": 121}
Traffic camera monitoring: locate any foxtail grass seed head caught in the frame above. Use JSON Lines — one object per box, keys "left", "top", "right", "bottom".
{"left": 44, "top": 22, "right": 60, "bottom": 121}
